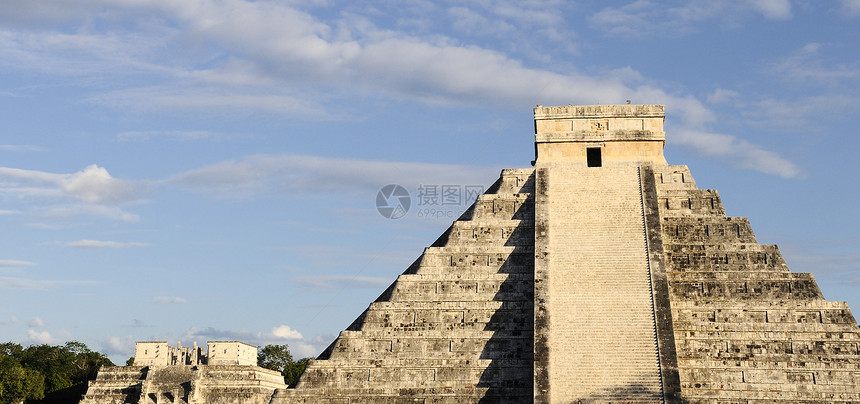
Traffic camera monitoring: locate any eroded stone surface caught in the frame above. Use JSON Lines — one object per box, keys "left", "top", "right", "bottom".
{"left": 81, "top": 341, "right": 284, "bottom": 404}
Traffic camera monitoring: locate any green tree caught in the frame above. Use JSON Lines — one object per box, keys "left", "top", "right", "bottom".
{"left": 257, "top": 344, "right": 293, "bottom": 373}
{"left": 0, "top": 340, "right": 115, "bottom": 403}
{"left": 19, "top": 344, "right": 74, "bottom": 394}
{"left": 283, "top": 357, "right": 311, "bottom": 387}
{"left": 17, "top": 341, "right": 114, "bottom": 396}
{"left": 258, "top": 345, "right": 311, "bottom": 386}
{"left": 126, "top": 356, "right": 135, "bottom": 366}
{"left": 0, "top": 356, "right": 44, "bottom": 404}
{"left": 0, "top": 342, "right": 23, "bottom": 359}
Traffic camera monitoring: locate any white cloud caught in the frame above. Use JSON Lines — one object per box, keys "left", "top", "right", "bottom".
{"left": 62, "top": 165, "right": 143, "bottom": 204}
{"left": 28, "top": 317, "right": 45, "bottom": 327}
{"left": 748, "top": 0, "right": 792, "bottom": 20}
{"left": 153, "top": 296, "right": 186, "bottom": 304}
{"left": 102, "top": 335, "right": 136, "bottom": 357}
{"left": 0, "top": 0, "right": 796, "bottom": 180}
{"left": 0, "top": 164, "right": 145, "bottom": 223}
{"left": 0, "top": 164, "right": 146, "bottom": 204}
{"left": 0, "top": 209, "right": 21, "bottom": 215}
{"left": 27, "top": 329, "right": 58, "bottom": 344}
{"left": 674, "top": 129, "right": 800, "bottom": 178}
{"left": 271, "top": 325, "right": 303, "bottom": 340}
{"left": 707, "top": 89, "right": 740, "bottom": 104}
{"left": 1, "top": 1, "right": 704, "bottom": 118}
{"left": 0, "top": 259, "right": 36, "bottom": 268}
{"left": 167, "top": 153, "right": 500, "bottom": 199}
{"left": 64, "top": 239, "right": 151, "bottom": 248}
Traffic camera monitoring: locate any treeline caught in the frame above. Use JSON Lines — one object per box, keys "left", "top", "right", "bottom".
{"left": 0, "top": 341, "right": 113, "bottom": 404}
{"left": 257, "top": 344, "right": 313, "bottom": 386}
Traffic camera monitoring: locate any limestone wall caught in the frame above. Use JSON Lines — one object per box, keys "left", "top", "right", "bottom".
{"left": 653, "top": 165, "right": 860, "bottom": 403}
{"left": 207, "top": 341, "right": 257, "bottom": 366}
{"left": 533, "top": 104, "right": 667, "bottom": 166}
{"left": 134, "top": 342, "right": 171, "bottom": 367}
{"left": 81, "top": 364, "right": 285, "bottom": 404}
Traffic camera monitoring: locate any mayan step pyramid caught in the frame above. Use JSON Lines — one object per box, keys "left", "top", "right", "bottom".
{"left": 84, "top": 104, "right": 860, "bottom": 403}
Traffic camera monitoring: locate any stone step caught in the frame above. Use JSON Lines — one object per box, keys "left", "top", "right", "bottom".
{"left": 652, "top": 165, "right": 698, "bottom": 191}
{"left": 444, "top": 220, "right": 534, "bottom": 246}
{"left": 662, "top": 217, "right": 758, "bottom": 244}
{"left": 537, "top": 164, "right": 665, "bottom": 403}
{"left": 494, "top": 168, "right": 535, "bottom": 194}
{"left": 657, "top": 188, "right": 726, "bottom": 218}
{"left": 468, "top": 194, "right": 534, "bottom": 221}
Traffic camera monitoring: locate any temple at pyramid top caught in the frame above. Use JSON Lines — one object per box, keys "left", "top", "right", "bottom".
{"left": 534, "top": 104, "right": 667, "bottom": 166}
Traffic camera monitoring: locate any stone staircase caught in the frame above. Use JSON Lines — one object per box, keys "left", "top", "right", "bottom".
{"left": 80, "top": 366, "right": 146, "bottom": 404}
{"left": 269, "top": 169, "right": 536, "bottom": 404}
{"left": 536, "top": 164, "right": 664, "bottom": 403}
{"left": 654, "top": 165, "right": 860, "bottom": 403}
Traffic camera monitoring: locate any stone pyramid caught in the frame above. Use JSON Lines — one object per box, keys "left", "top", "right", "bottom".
{"left": 272, "top": 104, "right": 860, "bottom": 404}
{"left": 84, "top": 104, "right": 860, "bottom": 403}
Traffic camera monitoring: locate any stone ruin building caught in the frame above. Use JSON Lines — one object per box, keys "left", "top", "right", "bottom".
{"left": 81, "top": 341, "right": 284, "bottom": 404}
{"left": 84, "top": 104, "right": 860, "bottom": 403}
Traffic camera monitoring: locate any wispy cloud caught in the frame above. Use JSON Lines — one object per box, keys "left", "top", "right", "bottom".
{"left": 0, "top": 164, "right": 147, "bottom": 204}
{"left": 116, "top": 130, "right": 234, "bottom": 142}
{"left": 28, "top": 317, "right": 45, "bottom": 328}
{"left": 0, "top": 259, "right": 36, "bottom": 269}
{"left": 771, "top": 43, "right": 859, "bottom": 84}
{"left": 167, "top": 153, "right": 500, "bottom": 198}
{"left": 38, "top": 204, "right": 140, "bottom": 223}
{"left": 0, "top": 164, "right": 147, "bottom": 223}
{"left": 179, "top": 324, "right": 324, "bottom": 357}
{"left": 590, "top": 0, "right": 792, "bottom": 37}
{"left": 839, "top": 0, "right": 860, "bottom": 16}
{"left": 153, "top": 296, "right": 186, "bottom": 304}
{"left": 102, "top": 335, "right": 136, "bottom": 357}
{"left": 63, "top": 239, "right": 151, "bottom": 248}
{"left": 1, "top": 1, "right": 706, "bottom": 119}
{"left": 0, "top": 144, "right": 46, "bottom": 152}
{"left": 0, "top": 0, "right": 797, "bottom": 178}
{"left": 90, "top": 86, "right": 332, "bottom": 119}
{"left": 27, "top": 329, "right": 58, "bottom": 344}
{"left": 744, "top": 94, "right": 860, "bottom": 131}
{"left": 294, "top": 274, "right": 392, "bottom": 290}
{"left": 0, "top": 276, "right": 98, "bottom": 290}
{"left": 673, "top": 129, "right": 801, "bottom": 178}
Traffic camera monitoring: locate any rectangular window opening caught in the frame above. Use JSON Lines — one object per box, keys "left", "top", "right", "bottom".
{"left": 587, "top": 147, "right": 602, "bottom": 167}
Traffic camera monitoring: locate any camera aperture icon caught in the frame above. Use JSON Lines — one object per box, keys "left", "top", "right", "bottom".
{"left": 376, "top": 184, "right": 411, "bottom": 219}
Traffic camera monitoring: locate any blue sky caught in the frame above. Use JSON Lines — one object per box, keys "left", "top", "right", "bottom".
{"left": 1, "top": 0, "right": 858, "bottom": 362}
